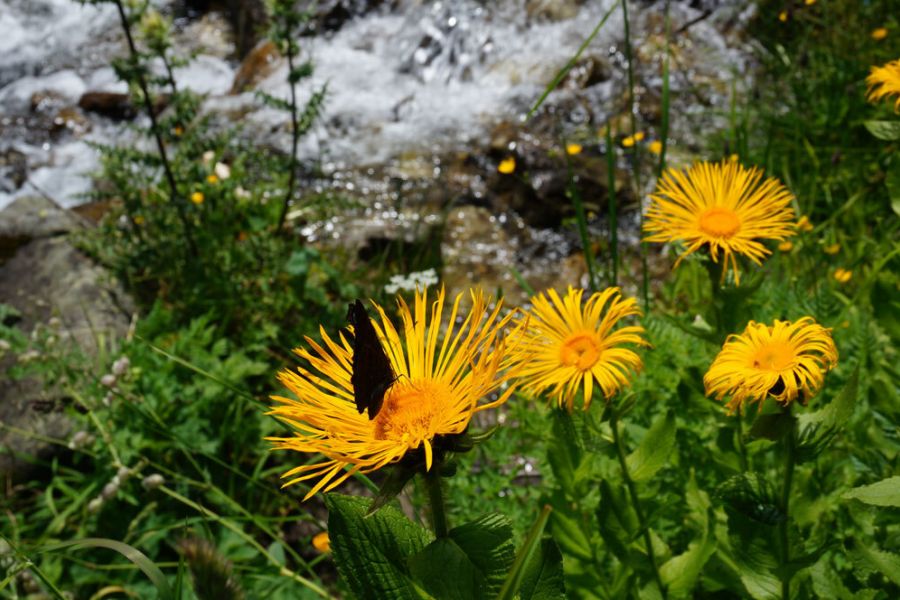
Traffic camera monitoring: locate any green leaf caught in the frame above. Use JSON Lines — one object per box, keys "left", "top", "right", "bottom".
{"left": 715, "top": 473, "right": 784, "bottom": 525}
{"left": 498, "top": 505, "right": 554, "bottom": 600}
{"left": 547, "top": 411, "right": 582, "bottom": 496}
{"left": 518, "top": 538, "right": 566, "bottom": 600}
{"left": 796, "top": 368, "right": 858, "bottom": 462}
{"left": 596, "top": 479, "right": 638, "bottom": 561}
{"left": 848, "top": 538, "right": 900, "bottom": 586}
{"left": 864, "top": 120, "right": 900, "bottom": 141}
{"left": 325, "top": 494, "right": 431, "bottom": 600}
{"left": 367, "top": 464, "right": 418, "bottom": 516}
{"left": 886, "top": 159, "right": 900, "bottom": 217}
{"left": 548, "top": 504, "right": 593, "bottom": 561}
{"left": 625, "top": 411, "right": 677, "bottom": 481}
{"left": 660, "top": 473, "right": 715, "bottom": 598}
{"left": 409, "top": 514, "right": 515, "bottom": 600}
{"left": 843, "top": 476, "right": 900, "bottom": 507}
{"left": 748, "top": 412, "right": 794, "bottom": 442}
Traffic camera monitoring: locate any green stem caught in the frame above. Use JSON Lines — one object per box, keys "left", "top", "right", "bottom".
{"left": 566, "top": 152, "right": 598, "bottom": 291}
{"left": 620, "top": 0, "right": 649, "bottom": 311}
{"left": 610, "top": 409, "right": 667, "bottom": 599}
{"left": 606, "top": 125, "right": 619, "bottom": 288}
{"left": 780, "top": 416, "right": 796, "bottom": 600}
{"left": 736, "top": 406, "right": 749, "bottom": 472}
{"left": 424, "top": 470, "right": 449, "bottom": 538}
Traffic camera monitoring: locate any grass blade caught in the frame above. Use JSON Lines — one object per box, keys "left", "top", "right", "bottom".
{"left": 496, "top": 504, "right": 553, "bottom": 600}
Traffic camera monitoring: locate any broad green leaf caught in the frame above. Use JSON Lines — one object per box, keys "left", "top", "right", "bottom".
{"left": 843, "top": 476, "right": 900, "bottom": 507}
{"left": 660, "top": 473, "right": 715, "bottom": 598}
{"left": 409, "top": 513, "right": 514, "bottom": 600}
{"left": 733, "top": 537, "right": 780, "bottom": 600}
{"left": 596, "top": 479, "right": 638, "bottom": 561}
{"left": 864, "top": 120, "right": 900, "bottom": 140}
{"left": 848, "top": 538, "right": 900, "bottom": 586}
{"left": 626, "top": 411, "right": 677, "bottom": 481}
{"left": 548, "top": 505, "right": 593, "bottom": 561}
{"left": 498, "top": 506, "right": 554, "bottom": 600}
{"left": 547, "top": 411, "right": 582, "bottom": 496}
{"left": 518, "top": 538, "right": 566, "bottom": 600}
{"left": 796, "top": 369, "right": 858, "bottom": 462}
{"left": 325, "top": 494, "right": 431, "bottom": 600}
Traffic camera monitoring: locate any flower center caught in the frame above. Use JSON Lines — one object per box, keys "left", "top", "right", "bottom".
{"left": 750, "top": 342, "right": 795, "bottom": 372}
{"left": 698, "top": 207, "right": 741, "bottom": 238}
{"left": 560, "top": 332, "right": 601, "bottom": 371}
{"left": 373, "top": 379, "right": 450, "bottom": 445}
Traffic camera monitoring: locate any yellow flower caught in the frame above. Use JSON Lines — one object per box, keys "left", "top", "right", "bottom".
{"left": 498, "top": 157, "right": 516, "bottom": 174}
{"left": 867, "top": 59, "right": 900, "bottom": 111}
{"left": 133, "top": 215, "right": 145, "bottom": 226}
{"left": 206, "top": 174, "right": 219, "bottom": 185}
{"left": 566, "top": 143, "right": 583, "bottom": 156}
{"left": 824, "top": 242, "right": 840, "bottom": 255}
{"left": 190, "top": 191, "right": 204, "bottom": 205}
{"left": 728, "top": 153, "right": 739, "bottom": 162}
{"left": 705, "top": 318, "right": 838, "bottom": 414}
{"left": 622, "top": 136, "right": 635, "bottom": 148}
{"left": 872, "top": 28, "right": 888, "bottom": 41}
{"left": 643, "top": 160, "right": 796, "bottom": 284}
{"left": 833, "top": 267, "right": 852, "bottom": 283}
{"left": 634, "top": 132, "right": 645, "bottom": 142}
{"left": 173, "top": 125, "right": 183, "bottom": 136}
{"left": 510, "top": 287, "right": 646, "bottom": 411}
{"left": 312, "top": 532, "right": 331, "bottom": 553}
{"left": 778, "top": 240, "right": 793, "bottom": 252}
{"left": 267, "top": 288, "right": 521, "bottom": 500}
{"left": 804, "top": 0, "right": 816, "bottom": 5}
{"left": 648, "top": 140, "right": 663, "bottom": 155}
{"left": 778, "top": 10, "right": 788, "bottom": 22}
{"left": 797, "top": 215, "right": 813, "bottom": 232}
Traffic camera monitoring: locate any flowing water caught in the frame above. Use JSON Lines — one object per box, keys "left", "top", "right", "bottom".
{"left": 0, "top": 0, "right": 758, "bottom": 296}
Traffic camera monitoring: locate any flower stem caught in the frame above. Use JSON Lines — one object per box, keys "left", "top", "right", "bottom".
{"left": 610, "top": 409, "right": 667, "bottom": 599}
{"left": 424, "top": 470, "right": 449, "bottom": 538}
{"left": 736, "top": 406, "right": 749, "bottom": 472}
{"left": 780, "top": 417, "right": 796, "bottom": 599}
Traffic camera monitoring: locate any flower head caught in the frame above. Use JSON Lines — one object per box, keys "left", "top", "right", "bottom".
{"left": 498, "top": 157, "right": 516, "bottom": 174}
{"left": 190, "top": 191, "right": 204, "bottom": 205}
{"left": 267, "top": 288, "right": 520, "bottom": 499}
{"left": 566, "top": 143, "right": 583, "bottom": 156}
{"left": 872, "top": 28, "right": 888, "bottom": 41}
{"left": 648, "top": 140, "right": 663, "bottom": 155}
{"left": 867, "top": 59, "right": 900, "bottom": 111}
{"left": 833, "top": 267, "right": 852, "bottom": 283}
{"left": 797, "top": 215, "right": 813, "bottom": 232}
{"left": 824, "top": 242, "right": 840, "bottom": 255}
{"left": 511, "top": 287, "right": 646, "bottom": 411}
{"left": 312, "top": 532, "right": 331, "bottom": 553}
{"left": 705, "top": 318, "right": 838, "bottom": 413}
{"left": 778, "top": 240, "right": 793, "bottom": 252}
{"left": 643, "top": 160, "right": 795, "bottom": 284}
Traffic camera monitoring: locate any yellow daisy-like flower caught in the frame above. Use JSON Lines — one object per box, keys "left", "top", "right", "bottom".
{"left": 566, "top": 143, "right": 583, "bottom": 156}
{"left": 190, "top": 191, "right": 204, "bottom": 205}
{"left": 872, "top": 28, "right": 888, "bottom": 41}
{"left": 867, "top": 59, "right": 900, "bottom": 111}
{"left": 648, "top": 140, "right": 663, "bottom": 155}
{"left": 778, "top": 10, "right": 788, "bottom": 23}
{"left": 643, "top": 160, "right": 795, "bottom": 284}
{"left": 498, "top": 157, "right": 516, "bottom": 174}
{"left": 797, "top": 215, "right": 813, "bottom": 232}
{"left": 705, "top": 318, "right": 838, "bottom": 414}
{"left": 824, "top": 242, "right": 841, "bottom": 255}
{"left": 267, "top": 287, "right": 521, "bottom": 500}
{"left": 511, "top": 287, "right": 646, "bottom": 411}
{"left": 312, "top": 532, "right": 331, "bottom": 553}
{"left": 833, "top": 267, "right": 852, "bottom": 283}
{"left": 778, "top": 240, "right": 793, "bottom": 252}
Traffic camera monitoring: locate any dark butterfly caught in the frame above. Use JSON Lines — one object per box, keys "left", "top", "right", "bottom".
{"left": 346, "top": 299, "right": 397, "bottom": 420}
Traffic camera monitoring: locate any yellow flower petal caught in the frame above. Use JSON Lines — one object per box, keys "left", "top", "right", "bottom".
{"left": 566, "top": 143, "right": 583, "bottom": 156}
{"left": 867, "top": 59, "right": 900, "bottom": 111}
{"left": 648, "top": 140, "right": 663, "bottom": 155}
{"left": 312, "top": 532, "right": 330, "bottom": 553}
{"left": 190, "top": 191, "right": 204, "bottom": 205}
{"left": 872, "top": 28, "right": 888, "bottom": 41}
{"left": 498, "top": 157, "right": 516, "bottom": 174}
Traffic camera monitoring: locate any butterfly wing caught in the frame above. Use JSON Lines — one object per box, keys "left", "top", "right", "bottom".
{"left": 347, "top": 300, "right": 396, "bottom": 419}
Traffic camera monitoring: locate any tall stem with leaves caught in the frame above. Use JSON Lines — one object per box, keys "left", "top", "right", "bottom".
{"left": 272, "top": 0, "right": 304, "bottom": 232}
{"left": 620, "top": 0, "right": 649, "bottom": 310}
{"left": 112, "top": 0, "right": 196, "bottom": 255}
{"left": 609, "top": 407, "right": 667, "bottom": 599}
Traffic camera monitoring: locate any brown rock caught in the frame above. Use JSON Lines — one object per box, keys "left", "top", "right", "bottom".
{"left": 0, "top": 196, "right": 86, "bottom": 263}
{"left": 230, "top": 40, "right": 281, "bottom": 94}
{"left": 77, "top": 92, "right": 170, "bottom": 120}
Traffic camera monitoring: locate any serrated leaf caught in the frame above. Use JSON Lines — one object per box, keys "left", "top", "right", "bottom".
{"left": 409, "top": 513, "right": 515, "bottom": 600}
{"left": 626, "top": 411, "right": 677, "bottom": 481}
{"left": 843, "top": 476, "right": 900, "bottom": 507}
{"left": 848, "top": 538, "right": 900, "bottom": 586}
{"left": 518, "top": 538, "right": 566, "bottom": 600}
{"left": 325, "top": 494, "right": 431, "bottom": 600}
{"left": 864, "top": 120, "right": 900, "bottom": 140}
{"left": 796, "top": 369, "right": 858, "bottom": 462}
{"left": 548, "top": 505, "right": 593, "bottom": 561}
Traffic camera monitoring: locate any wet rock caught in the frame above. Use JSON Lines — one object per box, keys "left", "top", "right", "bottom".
{"left": 174, "top": 11, "right": 235, "bottom": 60}
{"left": 222, "top": 0, "right": 269, "bottom": 59}
{"left": 0, "top": 200, "right": 133, "bottom": 481}
{"left": 77, "top": 92, "right": 169, "bottom": 120}
{"left": 0, "top": 149, "right": 27, "bottom": 194}
{"left": 308, "top": 0, "right": 386, "bottom": 34}
{"left": 231, "top": 40, "right": 281, "bottom": 94}
{"left": 0, "top": 196, "right": 86, "bottom": 262}
{"left": 560, "top": 55, "right": 612, "bottom": 90}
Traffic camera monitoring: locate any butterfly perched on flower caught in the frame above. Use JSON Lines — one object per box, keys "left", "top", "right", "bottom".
{"left": 346, "top": 299, "right": 397, "bottom": 419}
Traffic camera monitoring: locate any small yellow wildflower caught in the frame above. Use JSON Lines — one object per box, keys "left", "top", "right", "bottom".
{"left": 191, "top": 191, "right": 204, "bottom": 205}
{"left": 833, "top": 268, "right": 852, "bottom": 284}
{"left": 133, "top": 215, "right": 145, "bottom": 226}
{"left": 804, "top": 0, "right": 816, "bottom": 5}
{"left": 622, "top": 136, "right": 636, "bottom": 148}
{"left": 728, "top": 153, "right": 739, "bottom": 162}
{"left": 778, "top": 11, "right": 788, "bottom": 22}
{"left": 797, "top": 215, "right": 813, "bottom": 232}
{"left": 206, "top": 174, "right": 219, "bottom": 185}
{"left": 824, "top": 243, "right": 840, "bottom": 255}
{"left": 312, "top": 532, "right": 331, "bottom": 553}
{"left": 173, "top": 125, "right": 183, "bottom": 136}
{"left": 498, "top": 157, "right": 516, "bottom": 174}
{"left": 566, "top": 143, "right": 583, "bottom": 156}
{"left": 778, "top": 240, "right": 793, "bottom": 252}
{"left": 871, "top": 28, "right": 888, "bottom": 41}
{"left": 634, "top": 132, "right": 645, "bottom": 142}
{"left": 648, "top": 140, "right": 663, "bottom": 154}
